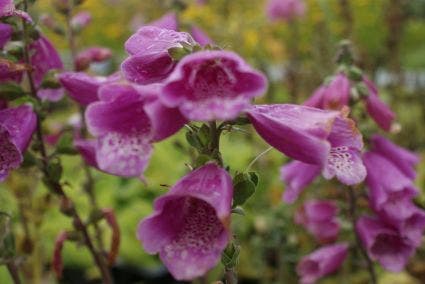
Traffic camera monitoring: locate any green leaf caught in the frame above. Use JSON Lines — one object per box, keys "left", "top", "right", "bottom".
{"left": 248, "top": 172, "right": 259, "bottom": 186}
{"left": 56, "top": 133, "right": 78, "bottom": 155}
{"left": 0, "top": 83, "right": 26, "bottom": 101}
{"left": 233, "top": 173, "right": 256, "bottom": 207}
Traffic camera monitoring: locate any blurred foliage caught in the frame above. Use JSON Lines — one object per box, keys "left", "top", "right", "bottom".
{"left": 0, "top": 0, "right": 425, "bottom": 283}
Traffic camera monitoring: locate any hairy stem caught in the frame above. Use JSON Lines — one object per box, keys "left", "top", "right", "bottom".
{"left": 64, "top": 6, "right": 106, "bottom": 254}
{"left": 20, "top": 3, "right": 112, "bottom": 283}
{"left": 347, "top": 188, "right": 377, "bottom": 284}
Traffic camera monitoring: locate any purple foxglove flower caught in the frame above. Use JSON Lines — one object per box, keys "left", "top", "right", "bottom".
{"left": 30, "top": 36, "right": 64, "bottom": 101}
{"left": 248, "top": 104, "right": 366, "bottom": 185}
{"left": 191, "top": 26, "right": 213, "bottom": 47}
{"left": 266, "top": 0, "right": 306, "bottom": 22}
{"left": 70, "top": 11, "right": 92, "bottom": 31}
{"left": 0, "top": 58, "right": 25, "bottom": 83}
{"left": 74, "top": 139, "right": 98, "bottom": 168}
{"left": 162, "top": 50, "right": 267, "bottom": 121}
{"left": 149, "top": 12, "right": 178, "bottom": 31}
{"left": 370, "top": 134, "right": 419, "bottom": 179}
{"left": 137, "top": 163, "right": 232, "bottom": 280}
{"left": 297, "top": 243, "right": 348, "bottom": 284}
{"left": 356, "top": 216, "right": 416, "bottom": 272}
{"left": 363, "top": 78, "right": 395, "bottom": 131}
{"left": 363, "top": 151, "right": 418, "bottom": 224}
{"left": 85, "top": 82, "right": 186, "bottom": 177}
{"left": 0, "top": 0, "right": 31, "bottom": 21}
{"left": 75, "top": 47, "right": 112, "bottom": 71}
{"left": 280, "top": 160, "right": 320, "bottom": 203}
{"left": 295, "top": 200, "right": 340, "bottom": 243}
{"left": 122, "top": 26, "right": 196, "bottom": 85}
{"left": 0, "top": 105, "right": 37, "bottom": 181}
{"left": 322, "top": 73, "right": 350, "bottom": 109}
{"left": 401, "top": 207, "right": 425, "bottom": 247}
{"left": 303, "top": 85, "right": 325, "bottom": 108}
{"left": 59, "top": 72, "right": 120, "bottom": 106}
{"left": 0, "top": 23, "right": 12, "bottom": 49}
{"left": 37, "top": 88, "right": 64, "bottom": 102}
{"left": 304, "top": 74, "right": 350, "bottom": 110}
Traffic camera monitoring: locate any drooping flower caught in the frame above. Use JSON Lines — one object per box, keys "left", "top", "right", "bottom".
{"left": 149, "top": 12, "right": 178, "bottom": 31}
{"left": 59, "top": 72, "right": 120, "bottom": 106}
{"left": 121, "top": 26, "right": 196, "bottom": 85}
{"left": 295, "top": 200, "right": 340, "bottom": 243}
{"left": 304, "top": 76, "right": 396, "bottom": 132}
{"left": 190, "top": 26, "right": 213, "bottom": 47}
{"left": 296, "top": 243, "right": 348, "bottom": 284}
{"left": 304, "top": 73, "right": 350, "bottom": 110}
{"left": 0, "top": 0, "right": 31, "bottom": 21}
{"left": 30, "top": 35, "right": 64, "bottom": 101}
{"left": 0, "top": 105, "right": 37, "bottom": 181}
{"left": 363, "top": 151, "right": 418, "bottom": 224}
{"left": 162, "top": 50, "right": 267, "bottom": 121}
{"left": 84, "top": 82, "right": 186, "bottom": 177}
{"left": 356, "top": 216, "right": 416, "bottom": 272}
{"left": 75, "top": 47, "right": 112, "bottom": 71}
{"left": 370, "top": 134, "right": 419, "bottom": 180}
{"left": 363, "top": 78, "right": 396, "bottom": 132}
{"left": 266, "top": 0, "right": 305, "bottom": 22}
{"left": 248, "top": 104, "right": 366, "bottom": 185}
{"left": 0, "top": 23, "right": 12, "bottom": 49}
{"left": 137, "top": 163, "right": 232, "bottom": 280}
{"left": 70, "top": 11, "right": 92, "bottom": 31}
{"left": 0, "top": 58, "right": 26, "bottom": 83}
{"left": 280, "top": 160, "right": 320, "bottom": 203}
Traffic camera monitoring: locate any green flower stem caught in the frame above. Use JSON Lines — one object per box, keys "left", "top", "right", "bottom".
{"left": 64, "top": 3, "right": 106, "bottom": 256}
{"left": 20, "top": 1, "right": 112, "bottom": 283}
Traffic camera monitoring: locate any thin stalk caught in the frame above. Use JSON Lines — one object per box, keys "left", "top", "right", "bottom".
{"left": 347, "top": 188, "right": 377, "bottom": 284}
{"left": 208, "top": 121, "right": 223, "bottom": 166}
{"left": 224, "top": 268, "right": 237, "bottom": 284}
{"left": 245, "top": 147, "right": 273, "bottom": 172}
{"left": 6, "top": 262, "right": 22, "bottom": 284}
{"left": 20, "top": 3, "right": 112, "bottom": 282}
{"left": 65, "top": 6, "right": 105, "bottom": 254}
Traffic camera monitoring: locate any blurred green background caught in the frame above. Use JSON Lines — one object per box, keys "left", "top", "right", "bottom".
{"left": 1, "top": 0, "right": 425, "bottom": 283}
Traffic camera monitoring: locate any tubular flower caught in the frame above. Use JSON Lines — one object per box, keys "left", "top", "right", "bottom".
{"left": 59, "top": 72, "right": 120, "bottom": 106}
{"left": 30, "top": 35, "right": 64, "bottom": 101}
{"left": 363, "top": 151, "right": 418, "bottom": 224}
{"left": 356, "top": 216, "right": 417, "bottom": 272}
{"left": 190, "top": 26, "right": 213, "bottom": 47}
{"left": 137, "top": 163, "right": 233, "bottom": 280}
{"left": 162, "top": 50, "right": 267, "bottom": 121}
{"left": 304, "top": 73, "right": 350, "bottom": 110}
{"left": 295, "top": 200, "right": 340, "bottom": 243}
{"left": 296, "top": 243, "right": 348, "bottom": 284}
{"left": 280, "top": 160, "right": 320, "bottom": 203}
{"left": 0, "top": 0, "right": 31, "bottom": 21}
{"left": 149, "top": 12, "right": 178, "bottom": 31}
{"left": 70, "top": 11, "right": 92, "bottom": 31}
{"left": 122, "top": 26, "right": 196, "bottom": 85}
{"left": 83, "top": 82, "right": 186, "bottom": 178}
{"left": 370, "top": 134, "right": 419, "bottom": 180}
{"left": 0, "top": 23, "right": 12, "bottom": 49}
{"left": 248, "top": 104, "right": 366, "bottom": 185}
{"left": 363, "top": 78, "right": 396, "bottom": 131}
{"left": 266, "top": 0, "right": 305, "bottom": 22}
{"left": 75, "top": 47, "right": 112, "bottom": 71}
{"left": 0, "top": 105, "right": 37, "bottom": 181}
